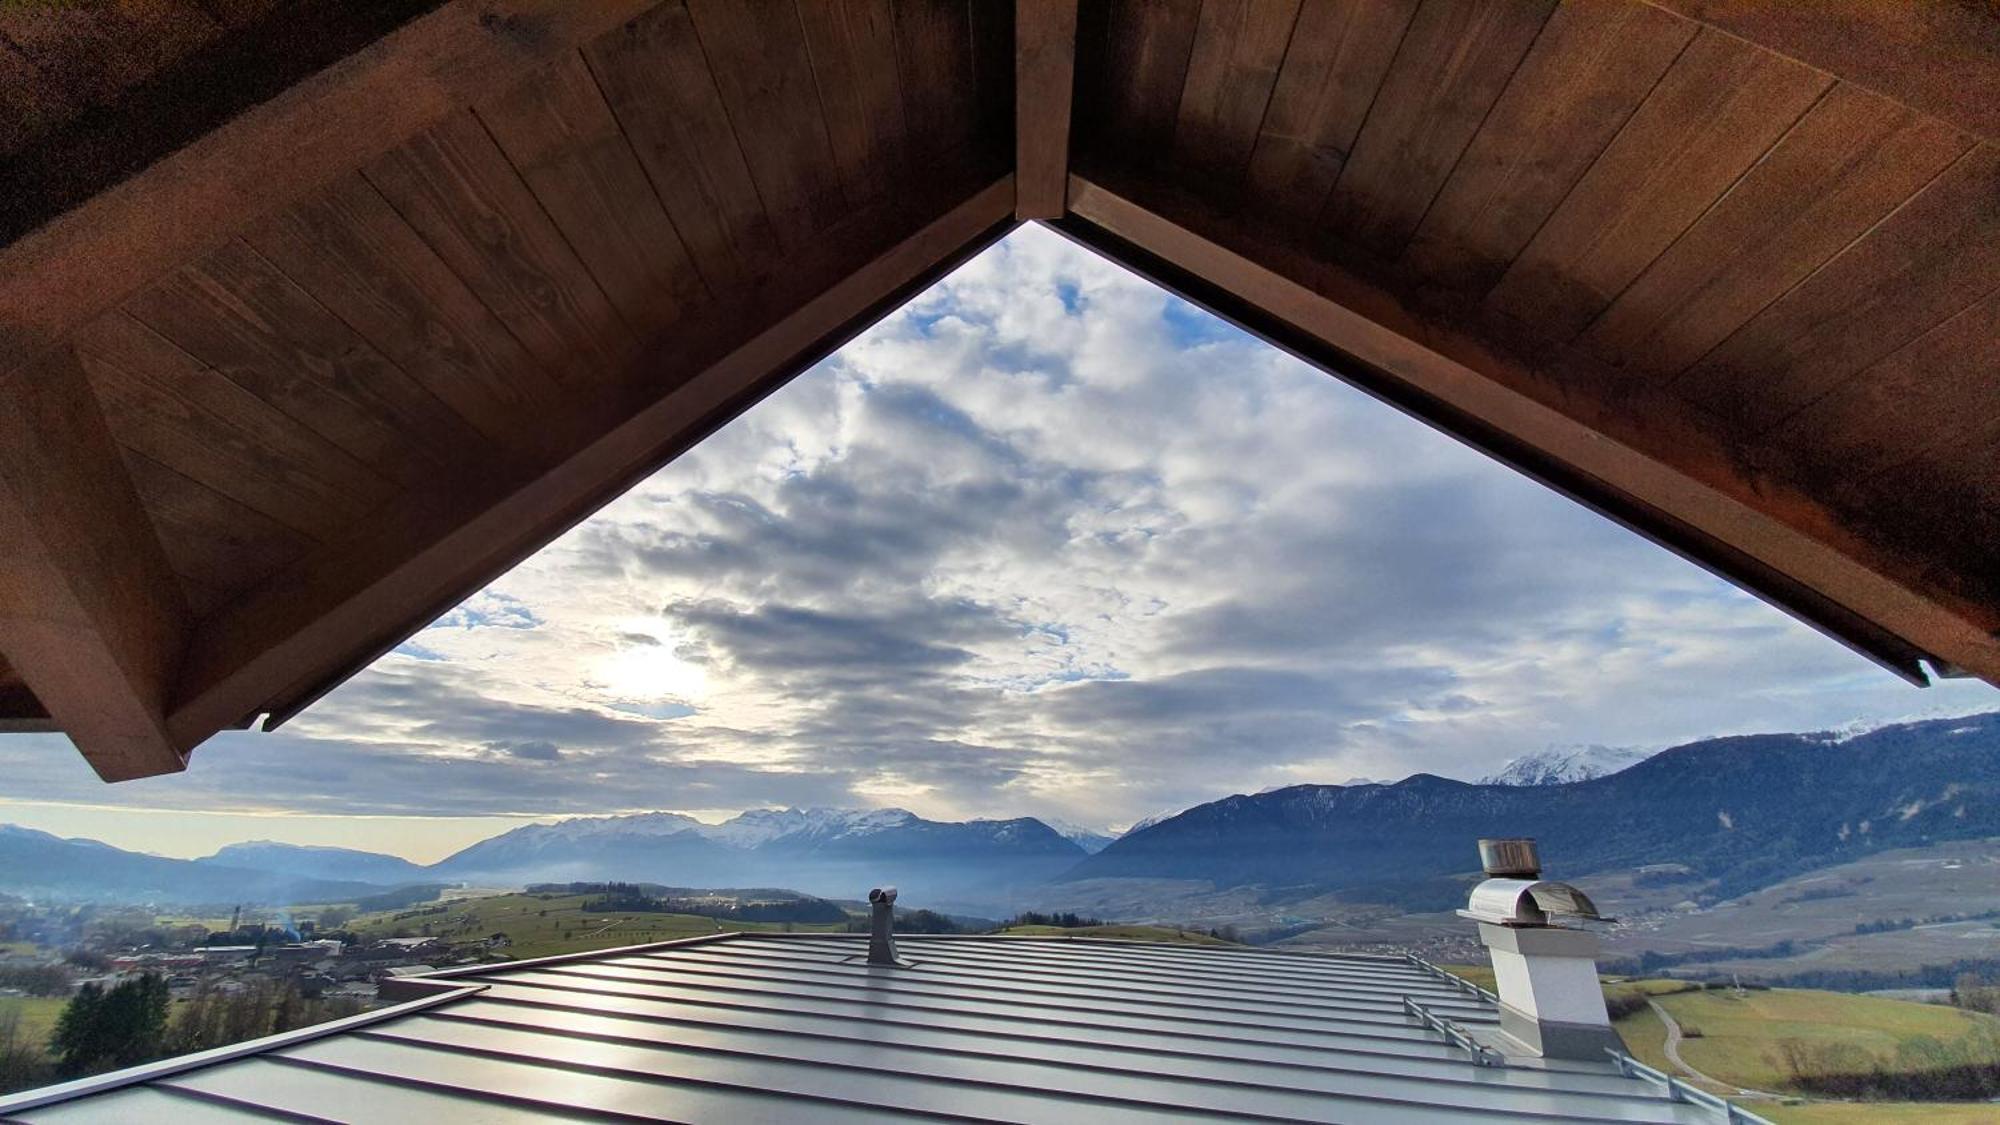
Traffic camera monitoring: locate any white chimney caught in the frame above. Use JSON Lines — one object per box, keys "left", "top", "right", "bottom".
{"left": 1459, "top": 838, "right": 1621, "bottom": 1060}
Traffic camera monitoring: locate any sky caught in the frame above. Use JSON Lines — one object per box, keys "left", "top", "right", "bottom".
{"left": 3, "top": 226, "right": 1994, "bottom": 862}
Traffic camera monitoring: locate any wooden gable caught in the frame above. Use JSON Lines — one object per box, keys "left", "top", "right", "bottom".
{"left": 1, "top": 0, "right": 1995, "bottom": 782}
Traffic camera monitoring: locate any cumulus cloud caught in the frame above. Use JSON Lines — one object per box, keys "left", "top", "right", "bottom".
{"left": 3, "top": 227, "right": 1993, "bottom": 836}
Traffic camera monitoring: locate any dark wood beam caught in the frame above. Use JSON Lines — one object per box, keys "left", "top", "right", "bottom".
{"left": 0, "top": 348, "right": 189, "bottom": 779}
{"left": 165, "top": 176, "right": 1020, "bottom": 750}
{"left": 0, "top": 0, "right": 659, "bottom": 382}
{"left": 1015, "top": 0, "right": 1078, "bottom": 219}
{"left": 1062, "top": 174, "right": 2000, "bottom": 688}
{"left": 1643, "top": 0, "right": 2000, "bottom": 146}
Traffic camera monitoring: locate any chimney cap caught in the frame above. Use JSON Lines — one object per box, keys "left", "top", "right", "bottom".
{"left": 1478, "top": 838, "right": 1541, "bottom": 878}
{"left": 1460, "top": 877, "right": 1605, "bottom": 927}
{"left": 868, "top": 886, "right": 898, "bottom": 905}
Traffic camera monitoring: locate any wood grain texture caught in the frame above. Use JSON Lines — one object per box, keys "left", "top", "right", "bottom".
{"left": 73, "top": 312, "right": 390, "bottom": 541}
{"left": 1644, "top": 0, "right": 2000, "bottom": 147}
{"left": 1777, "top": 285, "right": 2000, "bottom": 498}
{"left": 0, "top": 347, "right": 189, "bottom": 780}
{"left": 586, "top": 2, "right": 780, "bottom": 294}
{"left": 1087, "top": 0, "right": 1202, "bottom": 161}
{"left": 1405, "top": 0, "right": 1696, "bottom": 290}
{"left": 1242, "top": 0, "right": 1418, "bottom": 224}
{"left": 1584, "top": 85, "right": 1973, "bottom": 379}
{"left": 1015, "top": 0, "right": 1079, "bottom": 219}
{"left": 688, "top": 0, "right": 848, "bottom": 253}
{"left": 0, "top": 0, "right": 659, "bottom": 381}
{"left": 243, "top": 173, "right": 567, "bottom": 464}
{"left": 894, "top": 0, "right": 983, "bottom": 160}
{"left": 365, "top": 110, "right": 637, "bottom": 391}
{"left": 478, "top": 50, "right": 708, "bottom": 334}
{"left": 1488, "top": 28, "right": 1829, "bottom": 341}
{"left": 120, "top": 449, "right": 313, "bottom": 618}
{"left": 1675, "top": 144, "right": 2000, "bottom": 436}
{"left": 167, "top": 176, "right": 1017, "bottom": 750}
{"left": 123, "top": 239, "right": 487, "bottom": 491}
{"left": 1325, "top": 0, "right": 1556, "bottom": 256}
{"left": 798, "top": 0, "right": 908, "bottom": 205}
{"left": 1172, "top": 0, "right": 1301, "bottom": 190}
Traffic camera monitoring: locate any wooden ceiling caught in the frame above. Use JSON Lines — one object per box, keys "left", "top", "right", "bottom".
{"left": 2, "top": 0, "right": 1995, "bottom": 783}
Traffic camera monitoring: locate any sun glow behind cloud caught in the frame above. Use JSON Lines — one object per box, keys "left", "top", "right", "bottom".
{"left": 0, "top": 225, "right": 1993, "bottom": 856}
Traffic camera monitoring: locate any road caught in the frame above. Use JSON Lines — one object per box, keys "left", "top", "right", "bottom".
{"left": 1647, "top": 998, "right": 1785, "bottom": 1101}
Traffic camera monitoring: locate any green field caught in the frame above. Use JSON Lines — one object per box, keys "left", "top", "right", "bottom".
{"left": 996, "top": 924, "right": 1235, "bottom": 945}
{"left": 1656, "top": 987, "right": 2000, "bottom": 1094}
{"left": 1439, "top": 964, "right": 2000, "bottom": 1123}
{"left": 0, "top": 995, "right": 65, "bottom": 1067}
{"left": 347, "top": 892, "right": 850, "bottom": 960}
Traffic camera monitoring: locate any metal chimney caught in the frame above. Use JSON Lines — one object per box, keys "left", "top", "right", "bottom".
{"left": 867, "top": 886, "right": 901, "bottom": 966}
{"left": 1458, "top": 840, "right": 1620, "bottom": 1060}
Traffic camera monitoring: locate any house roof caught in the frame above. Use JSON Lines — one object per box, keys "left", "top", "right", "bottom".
{"left": 1, "top": 0, "right": 1997, "bottom": 781}
{"left": 0, "top": 933, "right": 1734, "bottom": 1122}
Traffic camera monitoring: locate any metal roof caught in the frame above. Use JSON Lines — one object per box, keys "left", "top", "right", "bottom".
{"left": 3, "top": 934, "right": 1738, "bottom": 1122}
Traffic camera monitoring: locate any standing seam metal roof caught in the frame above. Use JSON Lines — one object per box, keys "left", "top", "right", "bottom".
{"left": 2, "top": 934, "right": 1734, "bottom": 1123}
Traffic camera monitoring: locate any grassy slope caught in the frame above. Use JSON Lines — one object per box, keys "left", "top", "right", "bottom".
{"left": 996, "top": 924, "right": 1235, "bottom": 945}
{"left": 0, "top": 997, "right": 65, "bottom": 1058}
{"left": 1658, "top": 987, "right": 2000, "bottom": 1093}
{"left": 1439, "top": 965, "right": 2000, "bottom": 1124}
{"left": 347, "top": 892, "right": 848, "bottom": 960}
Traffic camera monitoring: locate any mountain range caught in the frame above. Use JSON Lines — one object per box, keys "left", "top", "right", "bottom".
{"left": 3, "top": 712, "right": 1993, "bottom": 915}
{"left": 1069, "top": 712, "right": 2000, "bottom": 906}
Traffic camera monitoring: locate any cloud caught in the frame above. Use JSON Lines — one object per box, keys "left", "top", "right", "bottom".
{"left": 2, "top": 226, "right": 1993, "bottom": 836}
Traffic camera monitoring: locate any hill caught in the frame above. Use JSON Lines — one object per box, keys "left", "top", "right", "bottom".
{"left": 197, "top": 841, "right": 430, "bottom": 885}
{"left": 1070, "top": 713, "right": 2000, "bottom": 902}
{"left": 0, "top": 826, "right": 393, "bottom": 905}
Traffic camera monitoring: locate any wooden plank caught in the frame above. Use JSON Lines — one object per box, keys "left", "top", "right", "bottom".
{"left": 478, "top": 51, "right": 708, "bottom": 336}
{"left": 1776, "top": 285, "right": 2000, "bottom": 500}
{"left": 0, "top": 0, "right": 659, "bottom": 381}
{"left": 242, "top": 173, "right": 567, "bottom": 464}
{"left": 123, "top": 239, "right": 488, "bottom": 491}
{"left": 1643, "top": 0, "right": 2000, "bottom": 148}
{"left": 166, "top": 175, "right": 1016, "bottom": 751}
{"left": 687, "top": 0, "right": 848, "bottom": 253}
{"left": 1405, "top": 0, "right": 1696, "bottom": 290}
{"left": 1085, "top": 0, "right": 1201, "bottom": 161}
{"left": 1065, "top": 173, "right": 2000, "bottom": 685}
{"left": 894, "top": 0, "right": 983, "bottom": 158}
{"left": 1242, "top": 0, "right": 1418, "bottom": 224}
{"left": 1325, "top": 0, "right": 1556, "bottom": 257}
{"left": 120, "top": 449, "right": 314, "bottom": 618}
{"left": 1488, "top": 28, "right": 1829, "bottom": 341}
{"left": 1675, "top": 144, "right": 2000, "bottom": 435}
{"left": 1171, "top": 0, "right": 1301, "bottom": 191}
{"left": 72, "top": 311, "right": 390, "bottom": 541}
{"left": 585, "top": 1, "right": 780, "bottom": 294}
{"left": 797, "top": 0, "right": 908, "bottom": 206}
{"left": 0, "top": 347, "right": 189, "bottom": 781}
{"left": 1583, "top": 85, "right": 1973, "bottom": 380}
{"left": 1015, "top": 0, "right": 1079, "bottom": 219}
{"left": 365, "top": 109, "right": 637, "bottom": 390}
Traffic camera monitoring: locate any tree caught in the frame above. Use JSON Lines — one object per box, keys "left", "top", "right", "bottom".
{"left": 50, "top": 975, "right": 169, "bottom": 1076}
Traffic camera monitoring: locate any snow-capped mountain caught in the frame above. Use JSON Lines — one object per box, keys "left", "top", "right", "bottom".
{"left": 1039, "top": 818, "right": 1115, "bottom": 854}
{"left": 1478, "top": 744, "right": 1652, "bottom": 786}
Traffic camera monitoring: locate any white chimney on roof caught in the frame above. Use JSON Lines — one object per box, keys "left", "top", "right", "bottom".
{"left": 1459, "top": 838, "right": 1622, "bottom": 1060}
